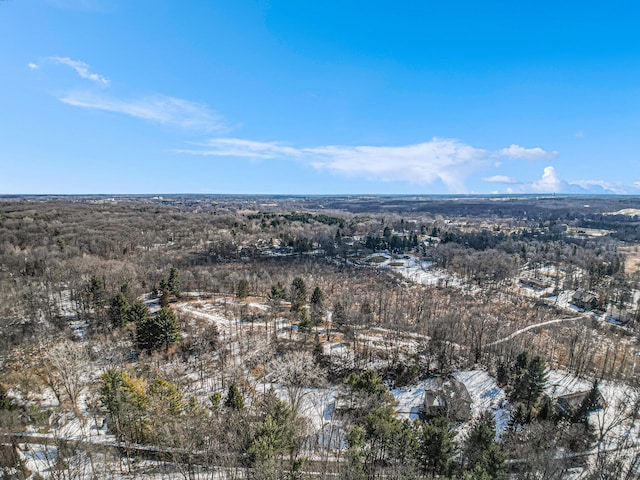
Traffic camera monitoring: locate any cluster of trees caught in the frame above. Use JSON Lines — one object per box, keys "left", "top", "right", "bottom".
{"left": 102, "top": 273, "right": 181, "bottom": 351}
{"left": 237, "top": 275, "right": 326, "bottom": 333}
{"left": 246, "top": 211, "right": 346, "bottom": 229}
{"left": 136, "top": 306, "right": 180, "bottom": 352}
{"left": 499, "top": 352, "right": 548, "bottom": 423}
{"left": 498, "top": 351, "right": 601, "bottom": 429}
{"left": 94, "top": 365, "right": 509, "bottom": 479}
{"left": 429, "top": 225, "right": 628, "bottom": 295}
{"left": 339, "top": 370, "right": 506, "bottom": 479}
{"left": 97, "top": 368, "right": 313, "bottom": 479}
{"left": 364, "top": 226, "right": 420, "bottom": 253}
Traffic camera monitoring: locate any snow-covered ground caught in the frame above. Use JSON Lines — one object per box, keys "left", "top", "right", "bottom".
{"left": 545, "top": 369, "right": 640, "bottom": 454}
{"left": 391, "top": 381, "right": 430, "bottom": 420}
{"left": 454, "top": 370, "right": 510, "bottom": 437}
{"left": 250, "top": 380, "right": 345, "bottom": 451}
{"left": 366, "top": 253, "right": 464, "bottom": 288}
{"left": 18, "top": 285, "right": 639, "bottom": 477}
{"left": 175, "top": 301, "right": 240, "bottom": 333}
{"left": 392, "top": 369, "right": 509, "bottom": 438}
{"left": 485, "top": 316, "right": 583, "bottom": 348}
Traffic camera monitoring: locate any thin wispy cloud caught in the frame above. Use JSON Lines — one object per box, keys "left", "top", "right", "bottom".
{"left": 50, "top": 57, "right": 110, "bottom": 86}
{"left": 483, "top": 175, "right": 518, "bottom": 184}
{"left": 31, "top": 55, "right": 226, "bottom": 132}
{"left": 180, "top": 138, "right": 301, "bottom": 158}
{"left": 179, "top": 137, "right": 491, "bottom": 192}
{"left": 500, "top": 144, "right": 558, "bottom": 161}
{"left": 61, "top": 91, "right": 226, "bottom": 132}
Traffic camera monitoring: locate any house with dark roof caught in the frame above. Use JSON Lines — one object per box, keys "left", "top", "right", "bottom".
{"left": 420, "top": 375, "right": 472, "bottom": 422}
{"left": 571, "top": 290, "right": 599, "bottom": 310}
{"left": 519, "top": 277, "right": 550, "bottom": 290}
{"left": 555, "top": 390, "right": 605, "bottom": 417}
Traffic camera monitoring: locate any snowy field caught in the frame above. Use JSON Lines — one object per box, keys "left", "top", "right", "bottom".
{"left": 391, "top": 369, "right": 509, "bottom": 438}
{"left": 367, "top": 253, "right": 463, "bottom": 288}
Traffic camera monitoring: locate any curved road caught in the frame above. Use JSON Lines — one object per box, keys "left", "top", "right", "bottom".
{"left": 484, "top": 315, "right": 584, "bottom": 348}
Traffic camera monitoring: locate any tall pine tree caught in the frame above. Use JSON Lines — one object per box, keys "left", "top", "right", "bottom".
{"left": 289, "top": 277, "right": 307, "bottom": 312}
{"left": 310, "top": 286, "right": 324, "bottom": 325}
{"left": 136, "top": 307, "right": 180, "bottom": 352}
{"left": 168, "top": 267, "right": 180, "bottom": 296}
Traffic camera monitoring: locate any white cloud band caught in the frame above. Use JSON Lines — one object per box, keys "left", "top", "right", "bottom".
{"left": 60, "top": 92, "right": 226, "bottom": 132}
{"left": 178, "top": 137, "right": 493, "bottom": 192}
{"left": 179, "top": 138, "right": 566, "bottom": 192}
{"left": 500, "top": 144, "right": 558, "bottom": 160}
{"left": 50, "top": 57, "right": 110, "bottom": 86}
{"left": 482, "top": 175, "right": 518, "bottom": 184}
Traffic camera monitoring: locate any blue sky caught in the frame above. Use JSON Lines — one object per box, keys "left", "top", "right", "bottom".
{"left": 2, "top": 0, "right": 640, "bottom": 194}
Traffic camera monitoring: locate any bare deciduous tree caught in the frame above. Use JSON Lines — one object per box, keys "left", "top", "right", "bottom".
{"left": 267, "top": 350, "right": 325, "bottom": 413}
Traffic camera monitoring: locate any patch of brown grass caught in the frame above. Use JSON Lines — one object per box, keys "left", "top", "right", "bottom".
{"left": 619, "top": 245, "right": 640, "bottom": 274}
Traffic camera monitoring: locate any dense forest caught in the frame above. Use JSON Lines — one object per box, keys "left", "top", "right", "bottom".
{"left": 1, "top": 195, "right": 640, "bottom": 479}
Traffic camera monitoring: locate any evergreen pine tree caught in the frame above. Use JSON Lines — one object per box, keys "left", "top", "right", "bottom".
{"left": 290, "top": 277, "right": 307, "bottom": 312}
{"left": 310, "top": 286, "right": 324, "bottom": 325}
{"left": 462, "top": 466, "right": 493, "bottom": 480}
{"left": 508, "top": 402, "right": 529, "bottom": 429}
{"left": 167, "top": 267, "right": 180, "bottom": 296}
{"left": 237, "top": 279, "right": 250, "bottom": 299}
{"left": 417, "top": 416, "right": 457, "bottom": 477}
{"left": 270, "top": 282, "right": 284, "bottom": 300}
{"left": 155, "top": 307, "right": 181, "bottom": 351}
{"left": 87, "top": 275, "right": 106, "bottom": 309}
{"left": 99, "top": 369, "right": 149, "bottom": 443}
{"left": 464, "top": 411, "right": 505, "bottom": 479}
{"left": 148, "top": 378, "right": 183, "bottom": 416}
{"left": 537, "top": 396, "right": 554, "bottom": 422}
{"left": 119, "top": 282, "right": 131, "bottom": 298}
{"left": 333, "top": 301, "right": 347, "bottom": 327}
{"left": 0, "top": 383, "right": 11, "bottom": 411}
{"left": 160, "top": 287, "right": 170, "bottom": 307}
{"left": 109, "top": 292, "right": 129, "bottom": 328}
{"left": 136, "top": 306, "right": 180, "bottom": 351}
{"left": 508, "top": 351, "right": 547, "bottom": 409}
{"left": 573, "top": 380, "right": 602, "bottom": 424}
{"left": 209, "top": 392, "right": 222, "bottom": 413}
{"left": 525, "top": 355, "right": 547, "bottom": 408}
{"left": 128, "top": 301, "right": 149, "bottom": 325}
{"left": 298, "top": 308, "right": 312, "bottom": 333}
{"left": 225, "top": 383, "right": 244, "bottom": 410}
